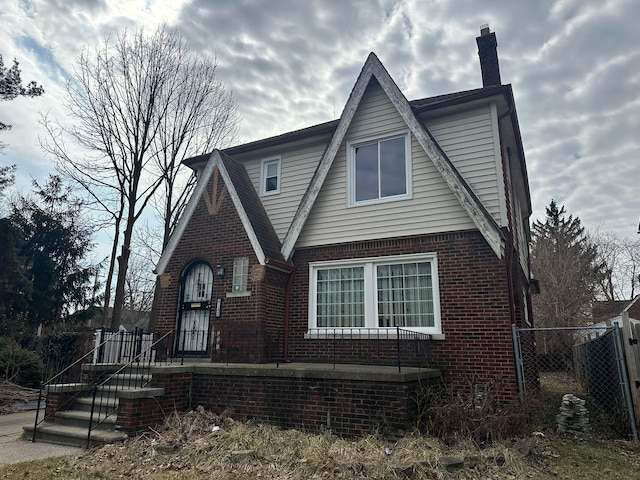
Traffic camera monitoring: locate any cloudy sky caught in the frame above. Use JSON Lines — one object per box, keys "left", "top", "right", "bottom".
{"left": 1, "top": 0, "right": 639, "bottom": 243}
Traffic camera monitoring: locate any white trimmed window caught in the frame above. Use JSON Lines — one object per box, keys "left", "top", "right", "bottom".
{"left": 309, "top": 253, "right": 441, "bottom": 334}
{"left": 232, "top": 257, "right": 249, "bottom": 293}
{"left": 260, "top": 157, "right": 281, "bottom": 195}
{"left": 348, "top": 132, "right": 411, "bottom": 205}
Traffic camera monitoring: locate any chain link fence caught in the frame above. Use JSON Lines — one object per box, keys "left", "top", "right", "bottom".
{"left": 513, "top": 325, "right": 637, "bottom": 440}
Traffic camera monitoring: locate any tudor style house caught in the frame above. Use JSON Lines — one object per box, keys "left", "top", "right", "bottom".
{"left": 153, "top": 27, "right": 534, "bottom": 405}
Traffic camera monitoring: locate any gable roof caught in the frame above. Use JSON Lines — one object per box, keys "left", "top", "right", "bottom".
{"left": 593, "top": 295, "right": 640, "bottom": 321}
{"left": 155, "top": 150, "right": 285, "bottom": 275}
{"left": 279, "top": 52, "right": 506, "bottom": 261}
{"left": 183, "top": 85, "right": 513, "bottom": 170}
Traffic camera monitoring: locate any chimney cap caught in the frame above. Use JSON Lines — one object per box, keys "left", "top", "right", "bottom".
{"left": 480, "top": 24, "right": 491, "bottom": 36}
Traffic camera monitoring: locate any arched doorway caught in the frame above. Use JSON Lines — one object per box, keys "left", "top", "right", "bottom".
{"left": 176, "top": 262, "right": 213, "bottom": 355}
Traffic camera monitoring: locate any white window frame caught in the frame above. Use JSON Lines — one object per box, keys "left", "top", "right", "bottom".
{"left": 226, "top": 257, "right": 250, "bottom": 298}
{"left": 308, "top": 253, "right": 441, "bottom": 335}
{"left": 260, "top": 157, "right": 281, "bottom": 196}
{"left": 347, "top": 131, "right": 412, "bottom": 207}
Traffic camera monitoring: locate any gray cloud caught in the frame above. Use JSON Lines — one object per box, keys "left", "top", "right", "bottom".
{"left": 1, "top": 0, "right": 638, "bottom": 243}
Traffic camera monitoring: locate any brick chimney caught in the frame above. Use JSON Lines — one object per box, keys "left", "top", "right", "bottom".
{"left": 476, "top": 25, "right": 501, "bottom": 87}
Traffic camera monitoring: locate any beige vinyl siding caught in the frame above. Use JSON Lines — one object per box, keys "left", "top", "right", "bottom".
{"left": 425, "top": 106, "right": 502, "bottom": 221}
{"left": 243, "top": 142, "right": 324, "bottom": 240}
{"left": 297, "top": 79, "right": 497, "bottom": 247}
{"left": 296, "top": 81, "right": 505, "bottom": 247}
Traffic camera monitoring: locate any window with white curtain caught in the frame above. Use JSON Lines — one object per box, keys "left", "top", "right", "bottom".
{"left": 309, "top": 253, "right": 441, "bottom": 333}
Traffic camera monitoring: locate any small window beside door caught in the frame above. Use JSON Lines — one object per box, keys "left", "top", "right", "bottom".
{"left": 227, "top": 257, "right": 250, "bottom": 297}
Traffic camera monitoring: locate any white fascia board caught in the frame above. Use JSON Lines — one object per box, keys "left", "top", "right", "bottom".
{"left": 281, "top": 54, "right": 379, "bottom": 260}
{"left": 372, "top": 57, "right": 505, "bottom": 259}
{"left": 155, "top": 150, "right": 267, "bottom": 275}
{"left": 282, "top": 52, "right": 505, "bottom": 260}
{"left": 155, "top": 152, "right": 217, "bottom": 275}
{"left": 214, "top": 151, "right": 266, "bottom": 265}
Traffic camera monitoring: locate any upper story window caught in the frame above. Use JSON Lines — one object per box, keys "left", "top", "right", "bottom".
{"left": 348, "top": 132, "right": 411, "bottom": 205}
{"left": 261, "top": 157, "right": 281, "bottom": 196}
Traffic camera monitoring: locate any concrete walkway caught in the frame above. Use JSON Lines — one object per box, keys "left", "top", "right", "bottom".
{"left": 0, "top": 410, "right": 83, "bottom": 466}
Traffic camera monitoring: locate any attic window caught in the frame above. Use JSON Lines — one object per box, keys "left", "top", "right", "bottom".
{"left": 261, "top": 158, "right": 281, "bottom": 196}
{"left": 348, "top": 132, "right": 411, "bottom": 205}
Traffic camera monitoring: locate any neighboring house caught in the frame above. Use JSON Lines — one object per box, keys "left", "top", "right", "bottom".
{"left": 153, "top": 27, "right": 534, "bottom": 409}
{"left": 87, "top": 307, "right": 150, "bottom": 331}
{"left": 592, "top": 296, "right": 640, "bottom": 325}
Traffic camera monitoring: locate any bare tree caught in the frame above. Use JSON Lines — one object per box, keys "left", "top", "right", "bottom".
{"left": 152, "top": 57, "right": 239, "bottom": 249}
{"left": 592, "top": 230, "right": 640, "bottom": 301}
{"left": 531, "top": 200, "right": 606, "bottom": 352}
{"left": 41, "top": 25, "right": 239, "bottom": 329}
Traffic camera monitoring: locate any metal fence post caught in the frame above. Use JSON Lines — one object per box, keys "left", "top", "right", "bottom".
{"left": 396, "top": 326, "right": 402, "bottom": 373}
{"left": 612, "top": 325, "right": 638, "bottom": 441}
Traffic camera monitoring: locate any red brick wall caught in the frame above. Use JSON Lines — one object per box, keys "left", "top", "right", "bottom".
{"left": 153, "top": 168, "right": 521, "bottom": 402}
{"left": 290, "top": 230, "right": 519, "bottom": 403}
{"left": 191, "top": 372, "right": 431, "bottom": 437}
{"left": 117, "top": 370, "right": 193, "bottom": 436}
{"left": 153, "top": 171, "right": 288, "bottom": 361}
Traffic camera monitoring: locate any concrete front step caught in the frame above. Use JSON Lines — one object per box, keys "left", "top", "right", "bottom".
{"left": 29, "top": 368, "right": 165, "bottom": 449}
{"left": 54, "top": 409, "right": 118, "bottom": 430}
{"left": 73, "top": 396, "right": 119, "bottom": 412}
{"left": 23, "top": 422, "right": 128, "bottom": 448}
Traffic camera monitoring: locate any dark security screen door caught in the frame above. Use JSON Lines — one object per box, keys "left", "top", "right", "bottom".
{"left": 177, "top": 263, "right": 213, "bottom": 354}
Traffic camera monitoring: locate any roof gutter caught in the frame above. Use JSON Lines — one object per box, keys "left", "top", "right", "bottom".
{"left": 498, "top": 103, "right": 517, "bottom": 327}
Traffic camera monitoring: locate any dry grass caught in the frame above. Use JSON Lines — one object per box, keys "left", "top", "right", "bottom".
{"left": 0, "top": 381, "right": 39, "bottom": 414}
{"left": 3, "top": 408, "right": 640, "bottom": 479}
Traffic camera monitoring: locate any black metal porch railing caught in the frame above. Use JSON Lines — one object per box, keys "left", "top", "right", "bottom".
{"left": 93, "top": 327, "right": 156, "bottom": 364}
{"left": 85, "top": 330, "right": 174, "bottom": 447}
{"left": 211, "top": 326, "right": 432, "bottom": 372}
{"left": 304, "top": 327, "right": 432, "bottom": 372}
{"left": 32, "top": 329, "right": 173, "bottom": 446}
{"left": 32, "top": 329, "right": 124, "bottom": 442}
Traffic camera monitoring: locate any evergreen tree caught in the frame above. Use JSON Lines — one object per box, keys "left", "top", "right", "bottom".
{"left": 531, "top": 200, "right": 605, "bottom": 334}
{"left": 5, "top": 175, "right": 101, "bottom": 334}
{"left": 0, "top": 55, "right": 44, "bottom": 151}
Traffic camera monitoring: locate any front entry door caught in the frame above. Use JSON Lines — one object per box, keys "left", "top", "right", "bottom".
{"left": 177, "top": 262, "right": 213, "bottom": 355}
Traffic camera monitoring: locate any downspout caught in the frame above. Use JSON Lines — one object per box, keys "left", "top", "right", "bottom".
{"left": 283, "top": 268, "right": 295, "bottom": 362}
{"left": 265, "top": 258, "right": 295, "bottom": 362}
{"left": 498, "top": 103, "right": 517, "bottom": 327}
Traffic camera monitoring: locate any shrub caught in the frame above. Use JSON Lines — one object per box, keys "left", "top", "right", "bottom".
{"left": 0, "top": 336, "right": 43, "bottom": 388}
{"left": 415, "top": 375, "right": 526, "bottom": 445}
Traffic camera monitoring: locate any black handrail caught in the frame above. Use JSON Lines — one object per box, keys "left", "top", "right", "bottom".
{"left": 85, "top": 330, "right": 174, "bottom": 447}
{"left": 32, "top": 330, "right": 123, "bottom": 442}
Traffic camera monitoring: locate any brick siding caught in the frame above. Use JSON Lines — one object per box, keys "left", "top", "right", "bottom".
{"left": 290, "top": 231, "right": 520, "bottom": 403}
{"left": 153, "top": 167, "right": 525, "bottom": 404}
